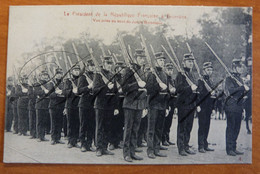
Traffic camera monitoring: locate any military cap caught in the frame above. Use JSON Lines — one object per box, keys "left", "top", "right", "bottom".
{"left": 183, "top": 53, "right": 194, "bottom": 61}
{"left": 232, "top": 58, "right": 243, "bottom": 67}
{"left": 55, "top": 67, "right": 63, "bottom": 74}
{"left": 165, "top": 63, "right": 174, "bottom": 69}
{"left": 86, "top": 59, "right": 94, "bottom": 66}
{"left": 7, "top": 77, "right": 13, "bottom": 81}
{"left": 203, "top": 62, "right": 213, "bottom": 69}
{"left": 72, "top": 64, "right": 80, "bottom": 70}
{"left": 134, "top": 49, "right": 146, "bottom": 58}
{"left": 154, "top": 52, "right": 166, "bottom": 59}
{"left": 114, "top": 61, "right": 126, "bottom": 71}
{"left": 102, "top": 56, "right": 113, "bottom": 64}
{"left": 40, "top": 70, "right": 48, "bottom": 76}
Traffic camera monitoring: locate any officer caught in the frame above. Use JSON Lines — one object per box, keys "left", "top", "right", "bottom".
{"left": 175, "top": 54, "right": 199, "bottom": 156}
{"left": 49, "top": 67, "right": 66, "bottom": 145}
{"left": 16, "top": 74, "right": 30, "bottom": 136}
{"left": 162, "top": 63, "right": 176, "bottom": 146}
{"left": 197, "top": 62, "right": 215, "bottom": 153}
{"left": 108, "top": 61, "right": 126, "bottom": 150}
{"left": 121, "top": 49, "right": 147, "bottom": 162}
{"left": 146, "top": 52, "right": 169, "bottom": 159}
{"left": 64, "top": 64, "right": 81, "bottom": 148}
{"left": 5, "top": 77, "right": 14, "bottom": 132}
{"left": 78, "top": 59, "right": 96, "bottom": 152}
{"left": 225, "top": 58, "right": 249, "bottom": 156}
{"left": 28, "top": 76, "right": 37, "bottom": 139}
{"left": 93, "top": 56, "right": 118, "bottom": 157}
{"left": 34, "top": 70, "right": 51, "bottom": 141}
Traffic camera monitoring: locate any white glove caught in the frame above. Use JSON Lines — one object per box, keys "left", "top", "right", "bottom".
{"left": 244, "top": 85, "right": 249, "bottom": 91}
{"left": 114, "top": 109, "right": 119, "bottom": 116}
{"left": 142, "top": 109, "right": 148, "bottom": 118}
{"left": 138, "top": 80, "right": 146, "bottom": 88}
{"left": 197, "top": 106, "right": 201, "bottom": 113}
{"left": 165, "top": 109, "right": 169, "bottom": 117}
{"left": 107, "top": 82, "right": 114, "bottom": 90}
{"left": 169, "top": 87, "right": 176, "bottom": 94}
{"left": 191, "top": 84, "right": 197, "bottom": 91}
{"left": 72, "top": 87, "right": 78, "bottom": 94}
{"left": 211, "top": 90, "right": 216, "bottom": 96}
{"left": 88, "top": 82, "right": 93, "bottom": 89}
{"left": 22, "top": 88, "right": 28, "bottom": 93}
{"left": 55, "top": 89, "right": 62, "bottom": 95}
{"left": 7, "top": 91, "right": 11, "bottom": 96}
{"left": 44, "top": 89, "right": 49, "bottom": 94}
{"left": 118, "top": 88, "right": 123, "bottom": 93}
{"left": 168, "top": 106, "right": 171, "bottom": 112}
{"left": 159, "top": 83, "right": 167, "bottom": 90}
{"left": 212, "top": 110, "right": 216, "bottom": 117}
{"left": 63, "top": 108, "right": 67, "bottom": 115}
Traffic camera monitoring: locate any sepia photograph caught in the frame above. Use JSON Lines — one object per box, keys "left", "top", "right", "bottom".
{"left": 4, "top": 5, "right": 252, "bottom": 164}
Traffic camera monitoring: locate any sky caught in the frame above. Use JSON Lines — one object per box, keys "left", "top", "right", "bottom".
{"left": 6, "top": 5, "right": 246, "bottom": 76}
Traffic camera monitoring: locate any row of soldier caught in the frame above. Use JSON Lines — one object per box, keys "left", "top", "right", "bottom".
{"left": 5, "top": 48, "right": 251, "bottom": 162}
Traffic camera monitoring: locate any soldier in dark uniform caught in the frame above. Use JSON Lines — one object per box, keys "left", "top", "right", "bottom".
{"left": 93, "top": 56, "right": 118, "bottom": 157}
{"left": 64, "top": 64, "right": 81, "bottom": 148}
{"left": 225, "top": 58, "right": 249, "bottom": 156}
{"left": 49, "top": 67, "right": 66, "bottom": 145}
{"left": 175, "top": 54, "right": 199, "bottom": 156}
{"left": 16, "top": 74, "right": 30, "bottom": 136}
{"left": 146, "top": 52, "right": 169, "bottom": 159}
{"left": 28, "top": 76, "right": 37, "bottom": 139}
{"left": 5, "top": 77, "right": 14, "bottom": 132}
{"left": 162, "top": 63, "right": 177, "bottom": 146}
{"left": 197, "top": 62, "right": 215, "bottom": 153}
{"left": 12, "top": 83, "right": 19, "bottom": 134}
{"left": 121, "top": 49, "right": 147, "bottom": 162}
{"left": 78, "top": 60, "right": 96, "bottom": 152}
{"left": 35, "top": 70, "right": 51, "bottom": 142}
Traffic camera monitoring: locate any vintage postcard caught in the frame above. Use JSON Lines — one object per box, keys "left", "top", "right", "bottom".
{"left": 4, "top": 5, "right": 252, "bottom": 164}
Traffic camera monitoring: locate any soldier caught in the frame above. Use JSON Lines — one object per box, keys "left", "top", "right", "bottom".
{"left": 146, "top": 52, "right": 169, "bottom": 159}
{"left": 78, "top": 60, "right": 96, "bottom": 152}
{"left": 49, "top": 67, "right": 66, "bottom": 145}
{"left": 64, "top": 64, "right": 81, "bottom": 148}
{"left": 175, "top": 54, "right": 199, "bottom": 156}
{"left": 197, "top": 62, "right": 215, "bottom": 153}
{"left": 109, "top": 61, "right": 126, "bottom": 150}
{"left": 16, "top": 74, "right": 30, "bottom": 136}
{"left": 93, "top": 56, "right": 118, "bottom": 157}
{"left": 28, "top": 76, "right": 37, "bottom": 139}
{"left": 121, "top": 49, "right": 147, "bottom": 162}
{"left": 34, "top": 70, "right": 51, "bottom": 142}
{"left": 5, "top": 77, "right": 14, "bottom": 132}
{"left": 12, "top": 83, "right": 19, "bottom": 134}
{"left": 162, "top": 63, "right": 177, "bottom": 146}
{"left": 225, "top": 58, "right": 249, "bottom": 156}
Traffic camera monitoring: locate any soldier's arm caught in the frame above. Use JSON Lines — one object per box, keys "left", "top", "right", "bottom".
{"left": 92, "top": 73, "right": 106, "bottom": 95}
{"left": 226, "top": 76, "right": 245, "bottom": 94}
{"left": 78, "top": 76, "right": 91, "bottom": 95}
{"left": 121, "top": 68, "right": 139, "bottom": 94}
{"left": 146, "top": 72, "right": 160, "bottom": 96}
{"left": 175, "top": 72, "right": 192, "bottom": 94}
{"left": 16, "top": 85, "right": 28, "bottom": 96}
{"left": 63, "top": 79, "right": 72, "bottom": 97}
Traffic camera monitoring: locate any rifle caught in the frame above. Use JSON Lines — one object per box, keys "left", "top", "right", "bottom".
{"left": 72, "top": 42, "right": 81, "bottom": 62}
{"left": 108, "top": 49, "right": 116, "bottom": 64}
{"left": 186, "top": 42, "right": 213, "bottom": 93}
{"left": 140, "top": 34, "right": 164, "bottom": 85}
{"left": 205, "top": 42, "right": 243, "bottom": 87}
{"left": 66, "top": 55, "right": 77, "bottom": 89}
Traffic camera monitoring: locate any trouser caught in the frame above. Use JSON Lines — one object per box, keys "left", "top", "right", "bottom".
{"left": 226, "top": 111, "right": 242, "bottom": 153}
{"left": 79, "top": 107, "right": 95, "bottom": 149}
{"left": 245, "top": 103, "right": 252, "bottom": 132}
{"left": 50, "top": 107, "right": 64, "bottom": 141}
{"left": 67, "top": 108, "right": 80, "bottom": 145}
{"left": 198, "top": 107, "right": 212, "bottom": 149}
{"left": 123, "top": 108, "right": 142, "bottom": 158}
{"left": 147, "top": 109, "right": 165, "bottom": 155}
{"left": 63, "top": 114, "right": 67, "bottom": 137}
{"left": 177, "top": 107, "right": 195, "bottom": 152}
{"left": 5, "top": 103, "right": 13, "bottom": 131}
{"left": 18, "top": 107, "right": 29, "bottom": 134}
{"left": 95, "top": 109, "right": 114, "bottom": 152}
{"left": 137, "top": 116, "right": 147, "bottom": 146}
{"left": 110, "top": 108, "right": 124, "bottom": 147}
{"left": 36, "top": 109, "right": 49, "bottom": 139}
{"left": 13, "top": 104, "right": 18, "bottom": 133}
{"left": 29, "top": 109, "right": 36, "bottom": 138}
{"left": 162, "top": 106, "right": 175, "bottom": 143}
{"left": 45, "top": 111, "right": 51, "bottom": 134}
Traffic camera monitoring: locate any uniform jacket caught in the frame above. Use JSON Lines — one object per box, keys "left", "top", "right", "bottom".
{"left": 175, "top": 67, "right": 198, "bottom": 109}
{"left": 78, "top": 72, "right": 95, "bottom": 109}
{"left": 49, "top": 79, "right": 66, "bottom": 109}
{"left": 28, "top": 85, "right": 36, "bottom": 111}
{"left": 34, "top": 80, "right": 51, "bottom": 110}
{"left": 63, "top": 75, "right": 80, "bottom": 109}
{"left": 122, "top": 64, "right": 147, "bottom": 110}
{"left": 197, "top": 75, "right": 215, "bottom": 109}
{"left": 93, "top": 68, "right": 118, "bottom": 110}
{"left": 146, "top": 67, "right": 169, "bottom": 110}
{"left": 16, "top": 84, "right": 30, "bottom": 109}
